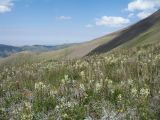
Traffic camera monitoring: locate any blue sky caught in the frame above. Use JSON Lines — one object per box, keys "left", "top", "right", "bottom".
{"left": 0, "top": 0, "right": 160, "bottom": 46}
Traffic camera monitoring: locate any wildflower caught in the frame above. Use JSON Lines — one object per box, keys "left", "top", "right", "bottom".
{"left": 111, "top": 89, "right": 114, "bottom": 94}
{"left": 80, "top": 83, "right": 85, "bottom": 91}
{"left": 24, "top": 101, "right": 32, "bottom": 110}
{"left": 55, "top": 105, "right": 60, "bottom": 109}
{"left": 61, "top": 79, "right": 65, "bottom": 84}
{"left": 128, "top": 79, "right": 133, "bottom": 85}
{"left": 62, "top": 113, "right": 68, "bottom": 118}
{"left": 66, "top": 102, "right": 73, "bottom": 108}
{"left": 49, "top": 90, "right": 57, "bottom": 97}
{"left": 12, "top": 109, "right": 19, "bottom": 114}
{"left": 64, "top": 75, "right": 69, "bottom": 81}
{"left": 104, "top": 56, "right": 108, "bottom": 60}
{"left": 108, "top": 79, "right": 113, "bottom": 86}
{"left": 80, "top": 71, "right": 85, "bottom": 78}
{"left": 131, "top": 88, "right": 137, "bottom": 96}
{"left": 21, "top": 113, "right": 33, "bottom": 120}
{"left": 140, "top": 88, "right": 150, "bottom": 97}
{"left": 84, "top": 116, "right": 92, "bottom": 120}
{"left": 117, "top": 108, "right": 124, "bottom": 113}
{"left": 100, "top": 72, "right": 104, "bottom": 77}
{"left": 95, "top": 82, "right": 102, "bottom": 91}
{"left": 117, "top": 94, "right": 122, "bottom": 101}
{"left": 34, "top": 82, "right": 47, "bottom": 91}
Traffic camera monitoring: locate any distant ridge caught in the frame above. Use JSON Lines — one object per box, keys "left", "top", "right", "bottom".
{"left": 0, "top": 44, "right": 21, "bottom": 57}
{"left": 0, "top": 44, "right": 75, "bottom": 58}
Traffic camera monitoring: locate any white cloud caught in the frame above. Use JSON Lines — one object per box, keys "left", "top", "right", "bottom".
{"left": 0, "top": 0, "right": 14, "bottom": 13}
{"left": 56, "top": 16, "right": 72, "bottom": 20}
{"left": 127, "top": 0, "right": 160, "bottom": 11}
{"left": 96, "top": 16, "right": 130, "bottom": 27}
{"left": 137, "top": 11, "right": 153, "bottom": 19}
{"left": 126, "top": 0, "right": 160, "bottom": 19}
{"left": 85, "top": 24, "right": 93, "bottom": 28}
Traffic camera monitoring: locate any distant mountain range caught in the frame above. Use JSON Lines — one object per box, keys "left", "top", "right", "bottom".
{"left": 0, "top": 44, "right": 75, "bottom": 58}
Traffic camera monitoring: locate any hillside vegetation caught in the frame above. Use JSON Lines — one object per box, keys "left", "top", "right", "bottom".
{"left": 0, "top": 43, "right": 160, "bottom": 119}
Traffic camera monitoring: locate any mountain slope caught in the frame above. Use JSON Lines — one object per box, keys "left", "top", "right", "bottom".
{"left": 88, "top": 10, "right": 160, "bottom": 55}
{"left": 39, "top": 31, "right": 121, "bottom": 59}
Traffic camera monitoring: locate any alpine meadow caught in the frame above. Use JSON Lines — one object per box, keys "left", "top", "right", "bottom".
{"left": 0, "top": 0, "right": 160, "bottom": 120}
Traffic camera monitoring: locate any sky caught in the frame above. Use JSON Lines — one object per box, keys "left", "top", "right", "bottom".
{"left": 0, "top": 0, "right": 160, "bottom": 46}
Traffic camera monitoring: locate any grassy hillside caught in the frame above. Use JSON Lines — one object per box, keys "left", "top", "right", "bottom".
{"left": 0, "top": 43, "right": 160, "bottom": 119}
{"left": 89, "top": 10, "right": 160, "bottom": 55}
{"left": 121, "top": 20, "right": 160, "bottom": 48}
{"left": 38, "top": 31, "right": 121, "bottom": 60}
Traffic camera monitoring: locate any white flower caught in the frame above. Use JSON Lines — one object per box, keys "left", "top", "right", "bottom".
{"left": 84, "top": 116, "right": 92, "bottom": 120}
{"left": 95, "top": 82, "right": 102, "bottom": 91}
{"left": 108, "top": 80, "right": 113, "bottom": 85}
{"left": 111, "top": 89, "right": 114, "bottom": 94}
{"left": 24, "top": 101, "right": 32, "bottom": 110}
{"left": 62, "top": 113, "right": 68, "bottom": 118}
{"left": 117, "top": 94, "right": 122, "bottom": 100}
{"left": 64, "top": 75, "right": 69, "bottom": 81}
{"left": 131, "top": 88, "right": 137, "bottom": 96}
{"left": 49, "top": 90, "right": 57, "bottom": 97}
{"left": 128, "top": 79, "right": 133, "bottom": 85}
{"left": 21, "top": 113, "right": 33, "bottom": 120}
{"left": 80, "top": 84, "right": 85, "bottom": 91}
{"left": 80, "top": 71, "right": 85, "bottom": 77}
{"left": 55, "top": 105, "right": 60, "bottom": 109}
{"left": 34, "top": 82, "right": 47, "bottom": 91}
{"left": 66, "top": 102, "right": 74, "bottom": 108}
{"left": 140, "top": 88, "right": 150, "bottom": 97}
